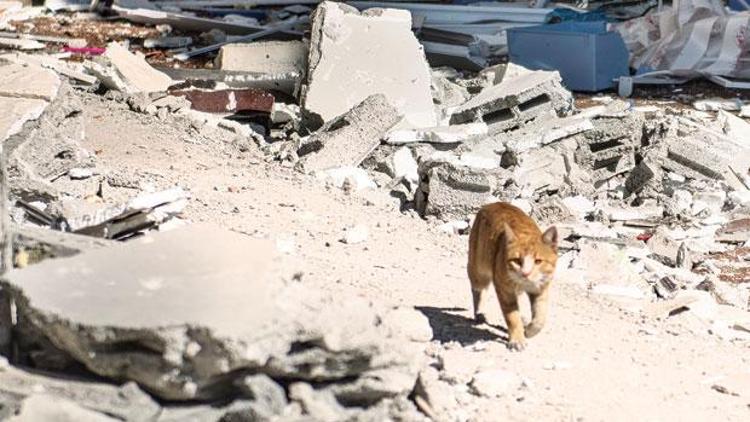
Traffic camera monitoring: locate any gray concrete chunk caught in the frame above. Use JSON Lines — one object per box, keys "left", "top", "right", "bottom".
{"left": 449, "top": 70, "right": 573, "bottom": 134}
{"left": 301, "top": 94, "right": 402, "bottom": 173}
{"left": 303, "top": 1, "right": 435, "bottom": 128}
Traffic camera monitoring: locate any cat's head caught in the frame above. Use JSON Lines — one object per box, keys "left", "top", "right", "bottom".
{"left": 503, "top": 224, "right": 558, "bottom": 291}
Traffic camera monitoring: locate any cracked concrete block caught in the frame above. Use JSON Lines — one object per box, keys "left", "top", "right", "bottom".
{"left": 661, "top": 120, "right": 750, "bottom": 190}
{"left": 301, "top": 94, "right": 402, "bottom": 173}
{"left": 0, "top": 62, "right": 61, "bottom": 101}
{"left": 513, "top": 144, "right": 568, "bottom": 195}
{"left": 449, "top": 70, "right": 573, "bottom": 134}
{"left": 86, "top": 42, "right": 173, "bottom": 93}
{"left": 0, "top": 366, "right": 160, "bottom": 421}
{"left": 416, "top": 158, "right": 512, "bottom": 220}
{"left": 3, "top": 224, "right": 427, "bottom": 402}
{"left": 573, "top": 113, "right": 643, "bottom": 189}
{"left": 303, "top": 1, "right": 436, "bottom": 128}
{"left": 218, "top": 40, "right": 308, "bottom": 75}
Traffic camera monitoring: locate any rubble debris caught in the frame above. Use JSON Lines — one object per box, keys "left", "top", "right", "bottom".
{"left": 170, "top": 88, "right": 274, "bottom": 114}
{"left": 7, "top": 395, "right": 120, "bottom": 422}
{"left": 85, "top": 42, "right": 173, "bottom": 93}
{"left": 301, "top": 94, "right": 401, "bottom": 173}
{"left": 0, "top": 62, "right": 61, "bottom": 132}
{"left": 303, "top": 1, "right": 436, "bottom": 128}
{"left": 693, "top": 98, "right": 744, "bottom": 112}
{"left": 0, "top": 97, "right": 47, "bottom": 142}
{"left": 385, "top": 123, "right": 487, "bottom": 145}
{"left": 416, "top": 157, "right": 512, "bottom": 220}
{"left": 2, "top": 224, "right": 428, "bottom": 402}
{"left": 572, "top": 113, "right": 644, "bottom": 189}
{"left": 0, "top": 52, "right": 99, "bottom": 85}
{"left": 716, "top": 219, "right": 750, "bottom": 244}
{"left": 158, "top": 66, "right": 302, "bottom": 97}
{"left": 316, "top": 166, "right": 377, "bottom": 191}
{"left": 59, "top": 187, "right": 187, "bottom": 239}
{"left": 0, "top": 365, "right": 159, "bottom": 421}
{"left": 218, "top": 40, "right": 308, "bottom": 75}
{"left": 449, "top": 70, "right": 573, "bottom": 134}
{"left": 143, "top": 35, "right": 193, "bottom": 49}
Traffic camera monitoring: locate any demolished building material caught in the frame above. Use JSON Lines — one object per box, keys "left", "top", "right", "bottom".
{"left": 572, "top": 113, "right": 644, "bottom": 189}
{"left": 303, "top": 1, "right": 436, "bottom": 128}
{"left": 301, "top": 94, "right": 401, "bottom": 173}
{"left": 218, "top": 40, "right": 308, "bottom": 75}
{"left": 0, "top": 365, "right": 160, "bottom": 421}
{"left": 156, "top": 66, "right": 302, "bottom": 97}
{"left": 170, "top": 88, "right": 274, "bottom": 113}
{"left": 416, "top": 157, "right": 512, "bottom": 220}
{"left": 2, "top": 224, "right": 429, "bottom": 404}
{"left": 59, "top": 187, "right": 187, "bottom": 239}
{"left": 85, "top": 42, "right": 173, "bottom": 93}
{"left": 449, "top": 70, "right": 573, "bottom": 134}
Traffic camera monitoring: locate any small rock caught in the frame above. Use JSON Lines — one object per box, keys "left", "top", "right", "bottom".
{"left": 439, "top": 220, "right": 469, "bottom": 235}
{"left": 68, "top": 168, "right": 94, "bottom": 180}
{"left": 542, "top": 361, "right": 573, "bottom": 370}
{"left": 470, "top": 369, "right": 521, "bottom": 398}
{"left": 318, "top": 166, "right": 377, "bottom": 191}
{"left": 380, "top": 306, "right": 433, "bottom": 343}
{"left": 341, "top": 224, "right": 368, "bottom": 245}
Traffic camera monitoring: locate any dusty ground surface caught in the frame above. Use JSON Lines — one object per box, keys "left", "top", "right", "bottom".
{"left": 42, "top": 91, "right": 750, "bottom": 421}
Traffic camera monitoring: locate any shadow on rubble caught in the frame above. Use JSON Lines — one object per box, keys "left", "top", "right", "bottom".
{"left": 415, "top": 306, "right": 507, "bottom": 347}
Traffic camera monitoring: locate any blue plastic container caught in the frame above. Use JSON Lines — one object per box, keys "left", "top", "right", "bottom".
{"left": 507, "top": 21, "right": 630, "bottom": 92}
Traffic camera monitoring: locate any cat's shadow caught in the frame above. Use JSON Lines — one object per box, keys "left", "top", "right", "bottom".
{"left": 415, "top": 306, "right": 509, "bottom": 347}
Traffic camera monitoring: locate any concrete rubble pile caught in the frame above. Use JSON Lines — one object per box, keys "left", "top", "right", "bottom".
{"left": 0, "top": 0, "right": 748, "bottom": 420}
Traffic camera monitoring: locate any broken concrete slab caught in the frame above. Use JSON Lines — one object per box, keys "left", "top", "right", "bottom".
{"left": 0, "top": 62, "right": 61, "bottom": 101}
{"left": 86, "top": 42, "right": 173, "bottom": 93}
{"left": 303, "top": 1, "right": 436, "bottom": 128}
{"left": 0, "top": 97, "right": 47, "bottom": 142}
{"left": 3, "top": 224, "right": 427, "bottom": 402}
{"left": 301, "top": 94, "right": 401, "bottom": 173}
{"left": 449, "top": 70, "right": 573, "bottom": 134}
{"left": 0, "top": 365, "right": 160, "bottom": 421}
{"left": 170, "top": 88, "right": 274, "bottom": 113}
{"left": 218, "top": 40, "right": 308, "bottom": 75}
{"left": 6, "top": 82, "right": 92, "bottom": 185}
{"left": 513, "top": 144, "right": 568, "bottom": 196}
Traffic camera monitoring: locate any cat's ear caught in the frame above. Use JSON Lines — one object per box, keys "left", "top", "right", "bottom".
{"left": 503, "top": 223, "right": 516, "bottom": 244}
{"left": 542, "top": 226, "right": 558, "bottom": 248}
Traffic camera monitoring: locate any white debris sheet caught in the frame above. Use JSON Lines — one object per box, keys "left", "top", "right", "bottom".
{"left": 614, "top": 0, "right": 750, "bottom": 78}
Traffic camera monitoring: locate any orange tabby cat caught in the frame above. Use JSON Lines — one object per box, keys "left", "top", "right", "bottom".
{"left": 467, "top": 202, "right": 558, "bottom": 351}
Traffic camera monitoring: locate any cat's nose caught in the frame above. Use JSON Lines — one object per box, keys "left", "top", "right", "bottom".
{"left": 521, "top": 269, "right": 532, "bottom": 277}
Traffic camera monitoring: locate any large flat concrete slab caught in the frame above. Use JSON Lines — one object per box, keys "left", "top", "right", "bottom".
{"left": 4, "top": 224, "right": 429, "bottom": 402}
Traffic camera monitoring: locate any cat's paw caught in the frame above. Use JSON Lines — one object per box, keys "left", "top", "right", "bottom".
{"left": 507, "top": 337, "right": 526, "bottom": 352}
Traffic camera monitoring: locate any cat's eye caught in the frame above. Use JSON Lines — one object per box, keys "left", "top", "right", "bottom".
{"left": 509, "top": 258, "right": 522, "bottom": 266}
{"left": 535, "top": 259, "right": 542, "bottom": 264}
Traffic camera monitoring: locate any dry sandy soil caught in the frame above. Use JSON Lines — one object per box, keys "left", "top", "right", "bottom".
{"left": 47, "top": 92, "right": 750, "bottom": 422}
